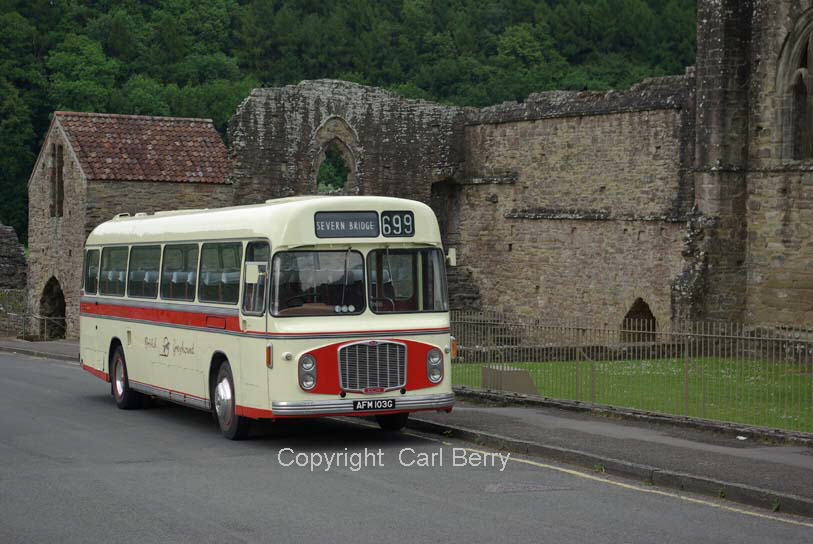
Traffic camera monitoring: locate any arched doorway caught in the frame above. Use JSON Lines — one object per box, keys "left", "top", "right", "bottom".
{"left": 39, "top": 277, "right": 66, "bottom": 339}
{"left": 621, "top": 298, "right": 657, "bottom": 343}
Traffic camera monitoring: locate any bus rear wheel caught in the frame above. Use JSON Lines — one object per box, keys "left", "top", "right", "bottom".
{"left": 376, "top": 412, "right": 409, "bottom": 432}
{"left": 213, "top": 361, "right": 250, "bottom": 440}
{"left": 111, "top": 346, "right": 142, "bottom": 410}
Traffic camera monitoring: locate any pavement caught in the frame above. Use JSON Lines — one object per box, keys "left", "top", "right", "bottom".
{"left": 410, "top": 398, "right": 813, "bottom": 516}
{"left": 1, "top": 350, "right": 812, "bottom": 542}
{"left": 0, "top": 336, "right": 79, "bottom": 361}
{"left": 2, "top": 337, "right": 812, "bottom": 519}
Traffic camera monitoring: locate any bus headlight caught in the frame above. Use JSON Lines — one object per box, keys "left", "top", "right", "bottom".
{"left": 426, "top": 348, "right": 443, "bottom": 383}
{"left": 300, "top": 354, "right": 316, "bottom": 371}
{"left": 301, "top": 373, "right": 316, "bottom": 390}
{"left": 299, "top": 354, "right": 317, "bottom": 390}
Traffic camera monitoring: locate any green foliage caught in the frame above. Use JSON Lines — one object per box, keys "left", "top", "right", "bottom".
{"left": 0, "top": 0, "right": 696, "bottom": 241}
{"left": 317, "top": 143, "right": 350, "bottom": 193}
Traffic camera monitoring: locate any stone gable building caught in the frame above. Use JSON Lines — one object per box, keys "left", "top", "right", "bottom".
{"left": 25, "top": 0, "right": 813, "bottom": 337}
{"left": 27, "top": 112, "right": 232, "bottom": 337}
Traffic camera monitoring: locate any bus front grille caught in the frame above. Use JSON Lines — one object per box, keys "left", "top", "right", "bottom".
{"left": 339, "top": 341, "right": 406, "bottom": 392}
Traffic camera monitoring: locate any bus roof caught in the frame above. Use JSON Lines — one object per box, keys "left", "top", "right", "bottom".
{"left": 85, "top": 196, "right": 442, "bottom": 249}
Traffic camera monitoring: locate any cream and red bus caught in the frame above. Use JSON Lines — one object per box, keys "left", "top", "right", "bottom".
{"left": 79, "top": 196, "right": 454, "bottom": 439}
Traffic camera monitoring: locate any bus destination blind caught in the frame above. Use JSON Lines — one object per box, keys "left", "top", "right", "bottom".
{"left": 314, "top": 211, "right": 380, "bottom": 238}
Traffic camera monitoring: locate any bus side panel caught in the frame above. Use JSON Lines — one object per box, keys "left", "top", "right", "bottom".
{"left": 97, "top": 316, "right": 150, "bottom": 385}
{"left": 238, "top": 336, "right": 271, "bottom": 413}
{"left": 79, "top": 315, "right": 106, "bottom": 373}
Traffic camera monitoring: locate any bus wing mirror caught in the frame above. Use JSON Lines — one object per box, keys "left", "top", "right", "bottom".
{"left": 446, "top": 247, "right": 457, "bottom": 267}
{"left": 245, "top": 263, "right": 261, "bottom": 284}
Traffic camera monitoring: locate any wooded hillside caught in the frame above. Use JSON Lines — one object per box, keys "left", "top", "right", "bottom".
{"left": 0, "top": 0, "right": 695, "bottom": 242}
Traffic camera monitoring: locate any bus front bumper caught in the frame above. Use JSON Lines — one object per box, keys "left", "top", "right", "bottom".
{"left": 271, "top": 392, "right": 454, "bottom": 417}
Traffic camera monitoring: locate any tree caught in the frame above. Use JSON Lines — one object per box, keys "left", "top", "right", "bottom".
{"left": 46, "top": 34, "right": 119, "bottom": 112}
{"left": 0, "top": 78, "right": 34, "bottom": 241}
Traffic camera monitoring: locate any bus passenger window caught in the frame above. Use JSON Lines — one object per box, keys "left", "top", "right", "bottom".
{"left": 161, "top": 244, "right": 199, "bottom": 301}
{"left": 99, "top": 247, "right": 129, "bottom": 296}
{"left": 127, "top": 246, "right": 161, "bottom": 299}
{"left": 242, "top": 241, "right": 270, "bottom": 315}
{"left": 83, "top": 249, "right": 100, "bottom": 294}
{"left": 199, "top": 242, "right": 243, "bottom": 305}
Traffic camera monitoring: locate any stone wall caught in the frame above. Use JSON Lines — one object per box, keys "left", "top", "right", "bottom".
{"left": 0, "top": 224, "right": 25, "bottom": 289}
{"left": 228, "top": 79, "right": 466, "bottom": 205}
{"left": 452, "top": 76, "right": 695, "bottom": 326}
{"left": 741, "top": 0, "right": 813, "bottom": 325}
{"left": 85, "top": 180, "right": 233, "bottom": 236}
{"left": 691, "top": 0, "right": 753, "bottom": 322}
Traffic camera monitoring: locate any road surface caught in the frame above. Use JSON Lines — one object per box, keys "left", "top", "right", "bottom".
{"left": 0, "top": 352, "right": 810, "bottom": 543}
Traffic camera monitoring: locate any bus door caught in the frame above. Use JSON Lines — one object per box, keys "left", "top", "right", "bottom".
{"left": 239, "top": 241, "right": 271, "bottom": 393}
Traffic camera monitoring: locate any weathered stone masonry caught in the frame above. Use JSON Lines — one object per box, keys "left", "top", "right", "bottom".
{"left": 229, "top": 76, "right": 698, "bottom": 328}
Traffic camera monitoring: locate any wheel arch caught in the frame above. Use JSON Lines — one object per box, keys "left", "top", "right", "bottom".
{"left": 107, "top": 337, "right": 123, "bottom": 386}
{"left": 208, "top": 350, "right": 230, "bottom": 400}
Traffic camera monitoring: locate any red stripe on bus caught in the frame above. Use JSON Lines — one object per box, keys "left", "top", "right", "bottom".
{"left": 81, "top": 301, "right": 449, "bottom": 337}
{"left": 81, "top": 301, "right": 242, "bottom": 331}
{"left": 235, "top": 405, "right": 274, "bottom": 418}
{"left": 81, "top": 363, "right": 110, "bottom": 382}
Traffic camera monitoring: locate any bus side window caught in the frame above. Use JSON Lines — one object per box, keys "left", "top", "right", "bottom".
{"left": 242, "top": 241, "right": 270, "bottom": 315}
{"left": 199, "top": 242, "right": 243, "bottom": 305}
{"left": 83, "top": 249, "right": 100, "bottom": 295}
{"left": 127, "top": 245, "right": 161, "bottom": 299}
{"left": 161, "top": 244, "right": 199, "bottom": 302}
{"left": 99, "top": 247, "right": 128, "bottom": 297}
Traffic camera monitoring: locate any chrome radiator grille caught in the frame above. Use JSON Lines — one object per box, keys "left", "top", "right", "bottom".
{"left": 339, "top": 341, "right": 406, "bottom": 392}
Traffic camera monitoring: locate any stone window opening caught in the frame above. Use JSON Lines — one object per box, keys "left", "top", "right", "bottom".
{"left": 39, "top": 276, "right": 66, "bottom": 339}
{"left": 621, "top": 298, "right": 657, "bottom": 343}
{"left": 316, "top": 140, "right": 351, "bottom": 193}
{"left": 50, "top": 143, "right": 64, "bottom": 217}
{"left": 792, "top": 67, "right": 813, "bottom": 159}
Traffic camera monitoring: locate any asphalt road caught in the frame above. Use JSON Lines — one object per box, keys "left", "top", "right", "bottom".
{"left": 0, "top": 352, "right": 811, "bottom": 543}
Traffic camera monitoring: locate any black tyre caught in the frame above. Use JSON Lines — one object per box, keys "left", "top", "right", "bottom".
{"left": 213, "top": 361, "right": 250, "bottom": 440}
{"left": 111, "top": 346, "right": 142, "bottom": 410}
{"left": 376, "top": 412, "right": 409, "bottom": 432}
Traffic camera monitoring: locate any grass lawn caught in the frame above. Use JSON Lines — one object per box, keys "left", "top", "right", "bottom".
{"left": 452, "top": 357, "right": 813, "bottom": 432}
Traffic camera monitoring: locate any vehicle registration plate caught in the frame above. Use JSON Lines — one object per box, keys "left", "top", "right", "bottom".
{"left": 353, "top": 399, "right": 396, "bottom": 411}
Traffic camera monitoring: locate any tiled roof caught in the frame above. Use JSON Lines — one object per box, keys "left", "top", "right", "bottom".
{"left": 55, "top": 112, "right": 231, "bottom": 184}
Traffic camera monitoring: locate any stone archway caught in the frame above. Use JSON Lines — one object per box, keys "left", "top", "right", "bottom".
{"left": 621, "top": 298, "right": 657, "bottom": 343}
{"left": 312, "top": 116, "right": 359, "bottom": 194}
{"left": 39, "top": 277, "right": 66, "bottom": 339}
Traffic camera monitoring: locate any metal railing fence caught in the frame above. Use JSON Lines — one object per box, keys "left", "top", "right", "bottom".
{"left": 451, "top": 310, "right": 813, "bottom": 432}
{"left": 0, "top": 312, "right": 67, "bottom": 341}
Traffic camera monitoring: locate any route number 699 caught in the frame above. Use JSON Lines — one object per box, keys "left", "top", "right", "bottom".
{"left": 381, "top": 211, "right": 415, "bottom": 237}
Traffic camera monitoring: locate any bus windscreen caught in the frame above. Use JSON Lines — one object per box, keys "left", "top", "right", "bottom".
{"left": 272, "top": 250, "right": 366, "bottom": 316}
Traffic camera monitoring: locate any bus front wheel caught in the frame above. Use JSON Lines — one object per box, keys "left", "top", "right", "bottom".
{"left": 213, "top": 361, "right": 250, "bottom": 440}
{"left": 376, "top": 412, "right": 409, "bottom": 432}
{"left": 111, "top": 346, "right": 142, "bottom": 410}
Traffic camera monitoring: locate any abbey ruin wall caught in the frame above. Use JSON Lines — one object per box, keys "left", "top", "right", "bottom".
{"left": 451, "top": 76, "right": 696, "bottom": 326}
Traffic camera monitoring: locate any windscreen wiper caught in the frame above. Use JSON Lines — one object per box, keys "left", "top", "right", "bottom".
{"left": 340, "top": 248, "right": 351, "bottom": 306}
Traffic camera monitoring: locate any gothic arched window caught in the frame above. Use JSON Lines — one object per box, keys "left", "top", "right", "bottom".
{"left": 777, "top": 14, "right": 813, "bottom": 160}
